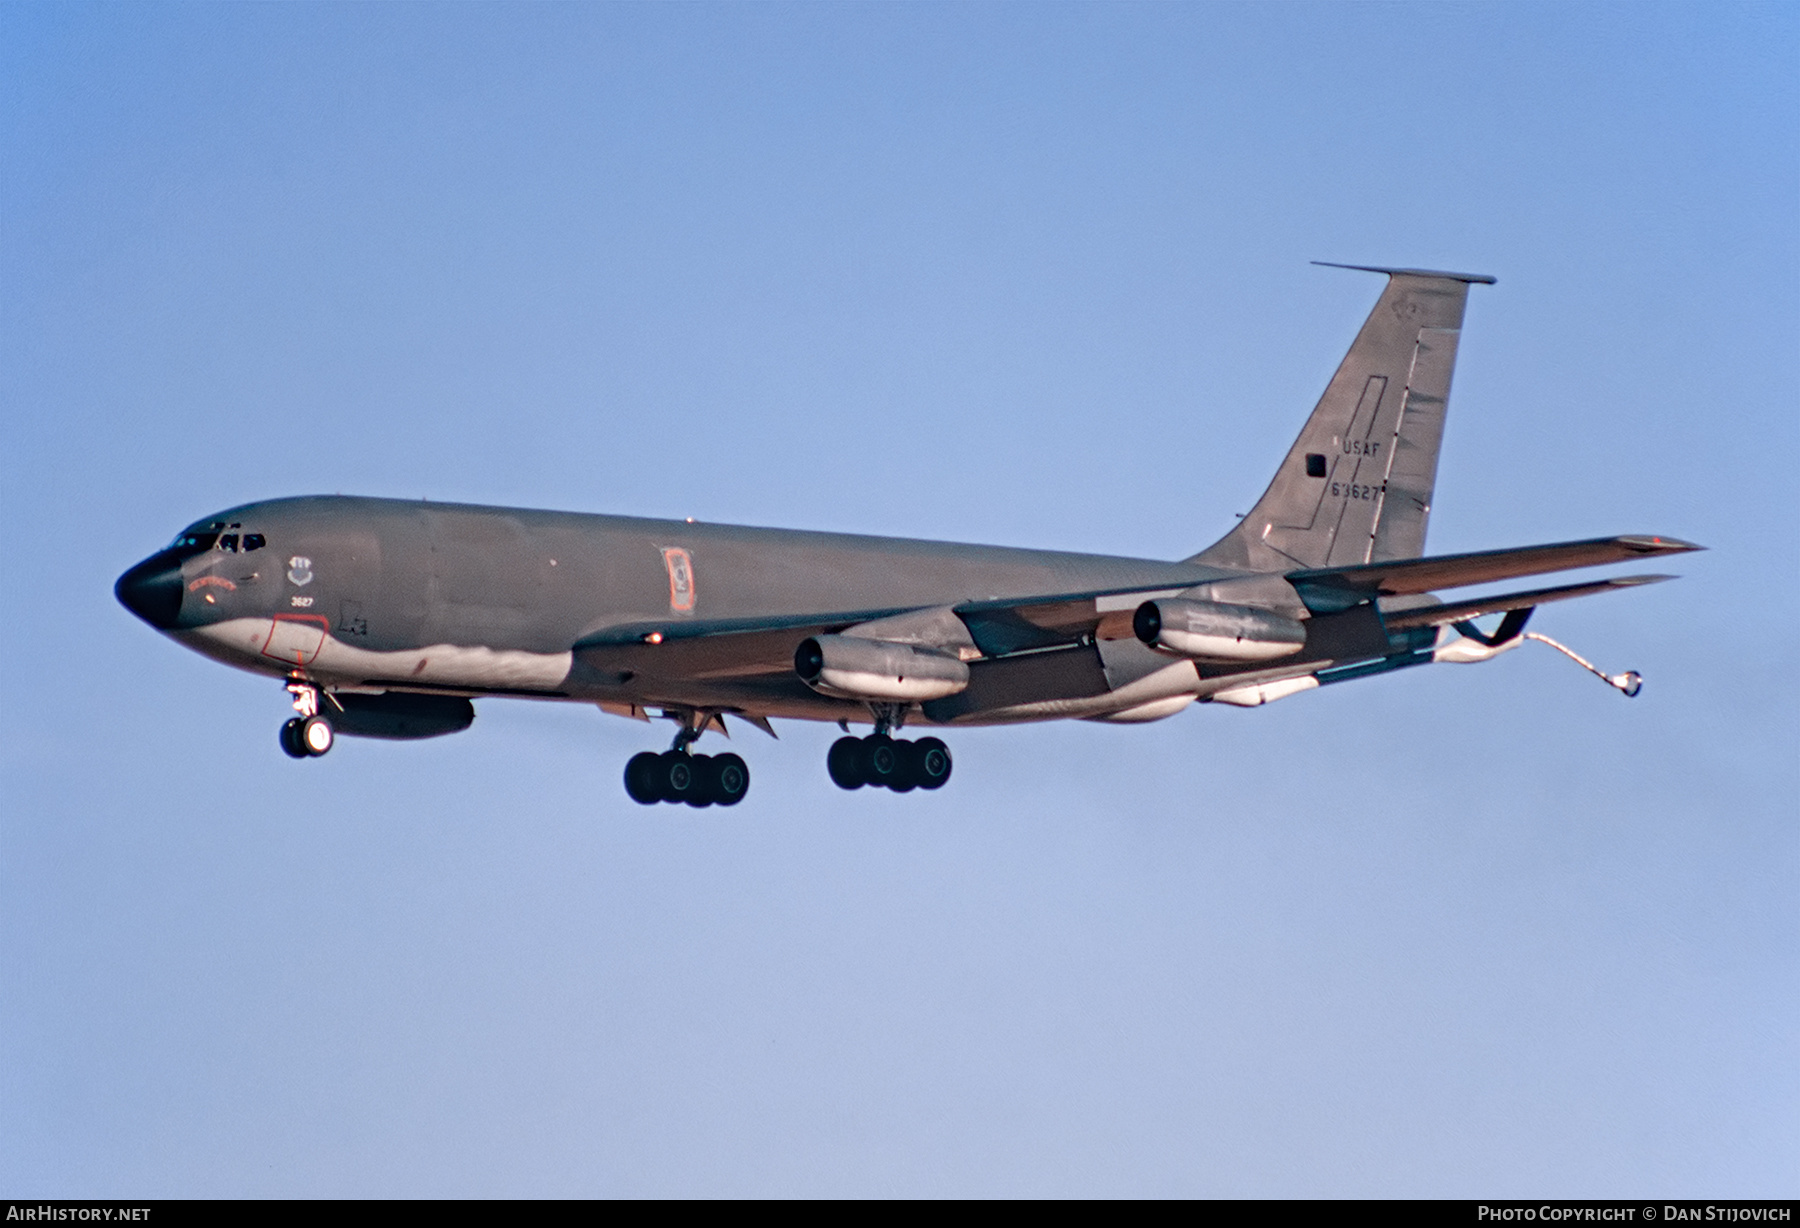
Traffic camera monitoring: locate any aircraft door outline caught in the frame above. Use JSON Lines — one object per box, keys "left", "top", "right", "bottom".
{"left": 261, "top": 614, "right": 330, "bottom": 667}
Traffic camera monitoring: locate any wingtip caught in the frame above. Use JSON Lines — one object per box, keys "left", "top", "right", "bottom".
{"left": 1617, "top": 535, "right": 1705, "bottom": 554}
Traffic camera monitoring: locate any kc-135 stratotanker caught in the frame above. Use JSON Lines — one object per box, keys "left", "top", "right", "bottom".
{"left": 116, "top": 265, "right": 1698, "bottom": 806}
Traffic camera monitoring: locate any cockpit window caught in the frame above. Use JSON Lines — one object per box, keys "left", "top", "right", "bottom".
{"left": 167, "top": 531, "right": 219, "bottom": 558}
{"left": 165, "top": 527, "right": 262, "bottom": 559}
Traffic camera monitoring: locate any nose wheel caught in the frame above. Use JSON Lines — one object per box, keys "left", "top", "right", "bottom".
{"left": 279, "top": 681, "right": 335, "bottom": 759}
{"left": 280, "top": 715, "right": 335, "bottom": 758}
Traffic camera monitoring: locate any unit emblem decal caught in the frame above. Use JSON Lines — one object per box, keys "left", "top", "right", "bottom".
{"left": 661, "top": 547, "right": 695, "bottom": 612}
{"left": 287, "top": 556, "right": 314, "bottom": 587}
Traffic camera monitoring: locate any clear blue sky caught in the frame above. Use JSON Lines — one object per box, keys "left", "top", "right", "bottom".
{"left": 3, "top": 1, "right": 1794, "bottom": 1196}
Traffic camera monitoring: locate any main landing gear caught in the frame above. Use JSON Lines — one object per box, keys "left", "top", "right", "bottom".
{"left": 827, "top": 705, "right": 952, "bottom": 792}
{"left": 827, "top": 735, "right": 952, "bottom": 791}
{"left": 279, "top": 680, "right": 334, "bottom": 759}
{"left": 624, "top": 710, "right": 750, "bottom": 807}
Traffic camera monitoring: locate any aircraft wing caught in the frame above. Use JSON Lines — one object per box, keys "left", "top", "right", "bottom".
{"left": 570, "top": 583, "right": 1195, "bottom": 686}
{"left": 1380, "top": 574, "right": 1676, "bottom": 632}
{"left": 949, "top": 588, "right": 1190, "bottom": 655}
{"left": 569, "top": 544, "right": 1695, "bottom": 700}
{"left": 572, "top": 608, "right": 919, "bottom": 683}
{"left": 1286, "top": 534, "right": 1701, "bottom": 613}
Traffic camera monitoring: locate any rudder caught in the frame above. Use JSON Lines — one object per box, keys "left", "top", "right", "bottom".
{"left": 1192, "top": 264, "right": 1493, "bottom": 572}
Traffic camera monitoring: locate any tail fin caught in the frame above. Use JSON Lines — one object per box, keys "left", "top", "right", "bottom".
{"left": 1191, "top": 264, "right": 1493, "bottom": 571}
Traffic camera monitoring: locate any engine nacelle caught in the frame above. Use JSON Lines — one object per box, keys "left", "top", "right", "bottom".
{"left": 795, "top": 635, "right": 970, "bottom": 702}
{"left": 1133, "top": 598, "right": 1307, "bottom": 663}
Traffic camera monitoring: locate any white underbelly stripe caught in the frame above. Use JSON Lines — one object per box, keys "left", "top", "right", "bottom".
{"left": 182, "top": 619, "right": 574, "bottom": 692}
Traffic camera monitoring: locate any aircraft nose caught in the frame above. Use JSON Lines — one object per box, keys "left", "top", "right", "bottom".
{"left": 115, "top": 552, "right": 184, "bottom": 629}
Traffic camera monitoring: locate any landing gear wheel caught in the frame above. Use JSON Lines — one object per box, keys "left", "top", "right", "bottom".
{"left": 826, "top": 733, "right": 953, "bottom": 793}
{"left": 912, "top": 737, "right": 952, "bottom": 790}
{"left": 624, "top": 751, "right": 664, "bottom": 804}
{"left": 888, "top": 741, "right": 920, "bottom": 793}
{"left": 863, "top": 735, "right": 908, "bottom": 790}
{"left": 300, "top": 714, "right": 334, "bottom": 757}
{"left": 279, "top": 717, "right": 308, "bottom": 759}
{"left": 659, "top": 751, "right": 704, "bottom": 806}
{"left": 828, "top": 736, "right": 866, "bottom": 790}
{"left": 684, "top": 754, "right": 717, "bottom": 808}
{"left": 711, "top": 753, "right": 750, "bottom": 806}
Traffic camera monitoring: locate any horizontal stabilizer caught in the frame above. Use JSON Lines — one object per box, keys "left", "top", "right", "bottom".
{"left": 1381, "top": 574, "right": 1676, "bottom": 632}
{"left": 1287, "top": 534, "right": 1701, "bottom": 613}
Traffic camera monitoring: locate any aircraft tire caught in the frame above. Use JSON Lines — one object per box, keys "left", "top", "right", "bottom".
{"left": 887, "top": 740, "right": 919, "bottom": 793}
{"left": 624, "top": 751, "right": 664, "bottom": 804}
{"left": 827, "top": 736, "right": 866, "bottom": 790}
{"left": 685, "top": 755, "right": 717, "bottom": 808}
{"left": 279, "top": 717, "right": 309, "bottom": 759}
{"left": 912, "top": 737, "right": 952, "bottom": 790}
{"left": 301, "top": 715, "right": 334, "bottom": 757}
{"left": 711, "top": 753, "right": 750, "bottom": 806}
{"left": 863, "top": 735, "right": 907, "bottom": 790}
{"left": 659, "top": 751, "right": 704, "bottom": 806}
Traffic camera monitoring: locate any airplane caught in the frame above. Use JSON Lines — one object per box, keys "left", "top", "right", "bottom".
{"left": 114, "top": 263, "right": 1699, "bottom": 807}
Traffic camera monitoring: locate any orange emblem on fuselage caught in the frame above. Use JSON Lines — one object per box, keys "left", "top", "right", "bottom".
{"left": 662, "top": 547, "right": 695, "bottom": 612}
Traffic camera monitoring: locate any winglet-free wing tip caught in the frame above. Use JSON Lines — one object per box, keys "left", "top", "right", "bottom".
{"left": 1618, "top": 535, "right": 1705, "bottom": 554}
{"left": 1312, "top": 260, "right": 1498, "bottom": 285}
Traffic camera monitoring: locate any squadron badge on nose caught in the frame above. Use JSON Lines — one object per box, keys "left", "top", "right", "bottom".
{"left": 287, "top": 556, "right": 314, "bottom": 586}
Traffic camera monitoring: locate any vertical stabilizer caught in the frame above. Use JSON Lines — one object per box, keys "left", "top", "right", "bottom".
{"left": 1191, "top": 265, "right": 1493, "bottom": 571}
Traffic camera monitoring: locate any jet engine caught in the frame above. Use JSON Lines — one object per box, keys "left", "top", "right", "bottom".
{"left": 1133, "top": 598, "right": 1307, "bottom": 663}
{"left": 795, "top": 635, "right": 970, "bottom": 702}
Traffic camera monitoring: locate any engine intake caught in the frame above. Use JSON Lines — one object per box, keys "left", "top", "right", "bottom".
{"left": 1133, "top": 598, "right": 1307, "bottom": 663}
{"left": 795, "top": 635, "right": 970, "bottom": 702}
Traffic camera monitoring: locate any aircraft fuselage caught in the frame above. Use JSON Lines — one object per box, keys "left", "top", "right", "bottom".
{"left": 117, "top": 494, "right": 1232, "bottom": 724}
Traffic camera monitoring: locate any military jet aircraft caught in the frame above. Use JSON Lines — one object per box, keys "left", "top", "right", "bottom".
{"left": 115, "top": 264, "right": 1698, "bottom": 806}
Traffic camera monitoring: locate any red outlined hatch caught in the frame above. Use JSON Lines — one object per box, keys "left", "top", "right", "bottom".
{"left": 261, "top": 614, "right": 330, "bottom": 667}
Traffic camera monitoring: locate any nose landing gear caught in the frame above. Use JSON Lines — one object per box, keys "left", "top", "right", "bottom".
{"left": 279, "top": 681, "right": 335, "bottom": 759}
{"left": 623, "top": 710, "right": 750, "bottom": 807}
